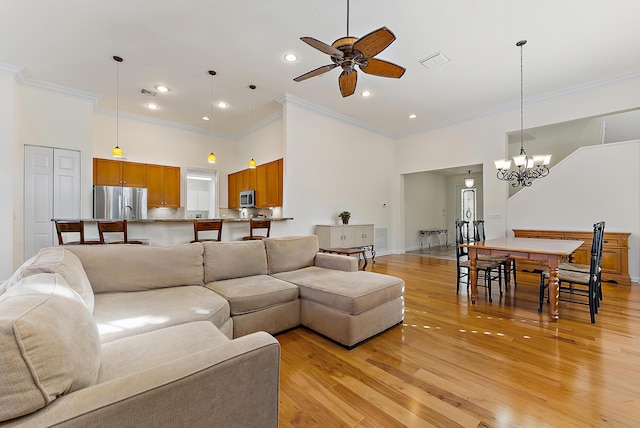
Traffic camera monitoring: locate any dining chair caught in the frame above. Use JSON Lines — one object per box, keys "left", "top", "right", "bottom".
{"left": 538, "top": 221, "right": 604, "bottom": 323}
{"left": 242, "top": 219, "right": 271, "bottom": 241}
{"left": 97, "top": 220, "right": 143, "bottom": 244}
{"left": 455, "top": 220, "right": 503, "bottom": 302}
{"left": 191, "top": 220, "right": 223, "bottom": 243}
{"left": 559, "top": 221, "right": 605, "bottom": 303}
{"left": 55, "top": 221, "right": 101, "bottom": 245}
{"left": 473, "top": 220, "right": 517, "bottom": 291}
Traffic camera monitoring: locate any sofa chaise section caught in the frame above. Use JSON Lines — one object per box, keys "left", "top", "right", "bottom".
{"left": 263, "top": 236, "right": 405, "bottom": 347}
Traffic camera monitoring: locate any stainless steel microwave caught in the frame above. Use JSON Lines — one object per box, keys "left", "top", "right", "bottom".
{"left": 240, "top": 190, "right": 255, "bottom": 208}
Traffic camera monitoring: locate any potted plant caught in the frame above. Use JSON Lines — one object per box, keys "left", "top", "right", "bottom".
{"left": 338, "top": 211, "right": 351, "bottom": 225}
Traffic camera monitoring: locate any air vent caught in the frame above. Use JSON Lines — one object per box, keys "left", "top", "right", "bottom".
{"left": 140, "top": 88, "right": 157, "bottom": 96}
{"left": 420, "top": 52, "right": 450, "bottom": 70}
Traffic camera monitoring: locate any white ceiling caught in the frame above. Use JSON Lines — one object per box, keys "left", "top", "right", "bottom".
{"left": 2, "top": 0, "right": 640, "bottom": 138}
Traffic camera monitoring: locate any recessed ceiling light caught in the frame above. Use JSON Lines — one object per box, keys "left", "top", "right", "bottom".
{"left": 284, "top": 53, "right": 298, "bottom": 62}
{"left": 216, "top": 101, "right": 228, "bottom": 109}
{"left": 409, "top": 114, "right": 417, "bottom": 119}
{"left": 146, "top": 103, "right": 159, "bottom": 110}
{"left": 202, "top": 116, "right": 210, "bottom": 121}
{"left": 155, "top": 85, "right": 169, "bottom": 93}
{"left": 361, "top": 90, "right": 371, "bottom": 97}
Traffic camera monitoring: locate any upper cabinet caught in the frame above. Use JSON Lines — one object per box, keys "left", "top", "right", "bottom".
{"left": 93, "top": 158, "right": 146, "bottom": 187}
{"left": 93, "top": 158, "right": 180, "bottom": 208}
{"left": 228, "top": 158, "right": 283, "bottom": 208}
{"left": 146, "top": 164, "right": 181, "bottom": 208}
{"left": 256, "top": 158, "right": 283, "bottom": 208}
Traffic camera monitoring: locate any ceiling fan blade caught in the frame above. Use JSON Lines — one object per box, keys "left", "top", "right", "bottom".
{"left": 360, "top": 58, "right": 406, "bottom": 78}
{"left": 339, "top": 70, "right": 357, "bottom": 97}
{"left": 293, "top": 64, "right": 339, "bottom": 82}
{"left": 353, "top": 27, "right": 396, "bottom": 58}
{"left": 300, "top": 37, "right": 344, "bottom": 58}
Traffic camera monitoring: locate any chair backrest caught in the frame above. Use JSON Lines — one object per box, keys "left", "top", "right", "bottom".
{"left": 473, "top": 220, "right": 486, "bottom": 242}
{"left": 56, "top": 221, "right": 85, "bottom": 245}
{"left": 98, "top": 220, "right": 128, "bottom": 244}
{"left": 454, "top": 220, "right": 469, "bottom": 261}
{"left": 192, "top": 220, "right": 223, "bottom": 242}
{"left": 590, "top": 221, "right": 606, "bottom": 278}
{"left": 249, "top": 219, "right": 271, "bottom": 239}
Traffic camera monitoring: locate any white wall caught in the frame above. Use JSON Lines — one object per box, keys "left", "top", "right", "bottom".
{"left": 92, "top": 112, "right": 238, "bottom": 209}
{"left": 507, "top": 141, "right": 640, "bottom": 281}
{"left": 404, "top": 172, "right": 447, "bottom": 250}
{"left": 280, "top": 98, "right": 395, "bottom": 251}
{"left": 394, "top": 74, "right": 640, "bottom": 260}
{"left": 0, "top": 73, "right": 16, "bottom": 279}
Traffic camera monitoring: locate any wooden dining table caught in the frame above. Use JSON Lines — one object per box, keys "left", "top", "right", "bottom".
{"left": 463, "top": 237, "right": 584, "bottom": 320}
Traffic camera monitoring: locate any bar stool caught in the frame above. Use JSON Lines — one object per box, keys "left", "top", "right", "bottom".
{"left": 242, "top": 219, "right": 271, "bottom": 241}
{"left": 97, "top": 220, "right": 143, "bottom": 244}
{"left": 55, "top": 221, "right": 101, "bottom": 245}
{"left": 191, "top": 220, "right": 223, "bottom": 243}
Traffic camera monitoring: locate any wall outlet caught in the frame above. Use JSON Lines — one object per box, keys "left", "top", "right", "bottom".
{"left": 487, "top": 213, "right": 501, "bottom": 220}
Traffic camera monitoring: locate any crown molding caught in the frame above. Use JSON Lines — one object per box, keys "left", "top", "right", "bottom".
{"left": 0, "top": 62, "right": 24, "bottom": 76}
{"left": 234, "top": 110, "right": 283, "bottom": 140}
{"left": 276, "top": 93, "right": 395, "bottom": 138}
{"left": 396, "top": 69, "right": 640, "bottom": 139}
{"left": 94, "top": 108, "right": 238, "bottom": 140}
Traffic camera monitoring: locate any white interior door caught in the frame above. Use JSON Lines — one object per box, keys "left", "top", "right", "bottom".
{"left": 24, "top": 146, "right": 80, "bottom": 260}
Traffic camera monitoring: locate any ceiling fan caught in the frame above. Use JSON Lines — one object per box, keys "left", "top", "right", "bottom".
{"left": 293, "top": 0, "right": 406, "bottom": 97}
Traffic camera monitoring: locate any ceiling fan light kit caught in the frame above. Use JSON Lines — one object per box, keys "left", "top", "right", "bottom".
{"left": 293, "top": 0, "right": 405, "bottom": 97}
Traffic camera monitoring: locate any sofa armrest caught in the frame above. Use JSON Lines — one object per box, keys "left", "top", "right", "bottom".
{"left": 2, "top": 332, "right": 280, "bottom": 428}
{"left": 314, "top": 252, "right": 358, "bottom": 272}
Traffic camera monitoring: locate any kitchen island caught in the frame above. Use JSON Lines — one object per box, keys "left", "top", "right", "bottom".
{"left": 52, "top": 217, "right": 294, "bottom": 246}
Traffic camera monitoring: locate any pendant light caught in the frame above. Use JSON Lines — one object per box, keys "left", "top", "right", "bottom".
{"left": 207, "top": 70, "right": 217, "bottom": 164}
{"left": 248, "top": 84, "right": 257, "bottom": 169}
{"left": 495, "top": 40, "right": 551, "bottom": 187}
{"left": 112, "top": 56, "right": 123, "bottom": 158}
{"left": 465, "top": 170, "right": 475, "bottom": 188}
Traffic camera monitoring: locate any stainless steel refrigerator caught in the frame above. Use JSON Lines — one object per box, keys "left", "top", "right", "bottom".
{"left": 93, "top": 186, "right": 148, "bottom": 220}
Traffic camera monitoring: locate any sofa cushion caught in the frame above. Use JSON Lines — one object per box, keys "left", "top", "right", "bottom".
{"left": 66, "top": 243, "right": 205, "bottom": 293}
{"left": 98, "top": 321, "right": 230, "bottom": 383}
{"left": 0, "top": 273, "right": 101, "bottom": 422}
{"left": 263, "top": 236, "right": 319, "bottom": 274}
{"left": 94, "top": 286, "right": 230, "bottom": 343}
{"left": 203, "top": 240, "right": 268, "bottom": 282}
{"left": 274, "top": 267, "right": 405, "bottom": 315}
{"left": 9, "top": 248, "right": 94, "bottom": 312}
{"left": 206, "top": 275, "right": 299, "bottom": 315}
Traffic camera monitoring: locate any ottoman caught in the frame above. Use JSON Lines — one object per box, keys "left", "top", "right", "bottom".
{"left": 273, "top": 267, "right": 405, "bottom": 348}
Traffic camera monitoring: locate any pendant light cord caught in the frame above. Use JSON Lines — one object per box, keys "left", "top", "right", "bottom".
{"left": 116, "top": 59, "right": 119, "bottom": 148}
{"left": 519, "top": 41, "right": 525, "bottom": 154}
{"left": 251, "top": 85, "right": 255, "bottom": 159}
{"left": 210, "top": 71, "right": 215, "bottom": 150}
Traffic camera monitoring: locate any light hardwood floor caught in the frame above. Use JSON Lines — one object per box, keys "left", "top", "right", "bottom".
{"left": 277, "top": 254, "right": 640, "bottom": 427}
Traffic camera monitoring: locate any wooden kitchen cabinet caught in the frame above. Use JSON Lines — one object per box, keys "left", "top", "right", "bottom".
{"left": 228, "top": 158, "right": 283, "bottom": 208}
{"left": 146, "top": 164, "right": 180, "bottom": 208}
{"left": 256, "top": 158, "right": 283, "bottom": 207}
{"left": 513, "top": 229, "right": 631, "bottom": 285}
{"left": 228, "top": 171, "right": 239, "bottom": 209}
{"left": 93, "top": 158, "right": 146, "bottom": 187}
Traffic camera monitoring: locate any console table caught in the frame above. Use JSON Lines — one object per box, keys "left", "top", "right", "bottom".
{"left": 418, "top": 228, "right": 449, "bottom": 250}
{"left": 319, "top": 247, "right": 368, "bottom": 270}
{"left": 513, "top": 229, "right": 631, "bottom": 285}
{"left": 315, "top": 224, "right": 375, "bottom": 263}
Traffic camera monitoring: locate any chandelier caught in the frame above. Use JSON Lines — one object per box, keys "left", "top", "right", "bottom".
{"left": 495, "top": 40, "right": 551, "bottom": 187}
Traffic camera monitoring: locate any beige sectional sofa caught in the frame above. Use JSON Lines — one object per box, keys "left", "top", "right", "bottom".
{"left": 0, "top": 235, "right": 404, "bottom": 426}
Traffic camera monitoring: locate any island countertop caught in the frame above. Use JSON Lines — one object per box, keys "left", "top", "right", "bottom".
{"left": 51, "top": 217, "right": 294, "bottom": 245}
{"left": 52, "top": 217, "right": 293, "bottom": 223}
